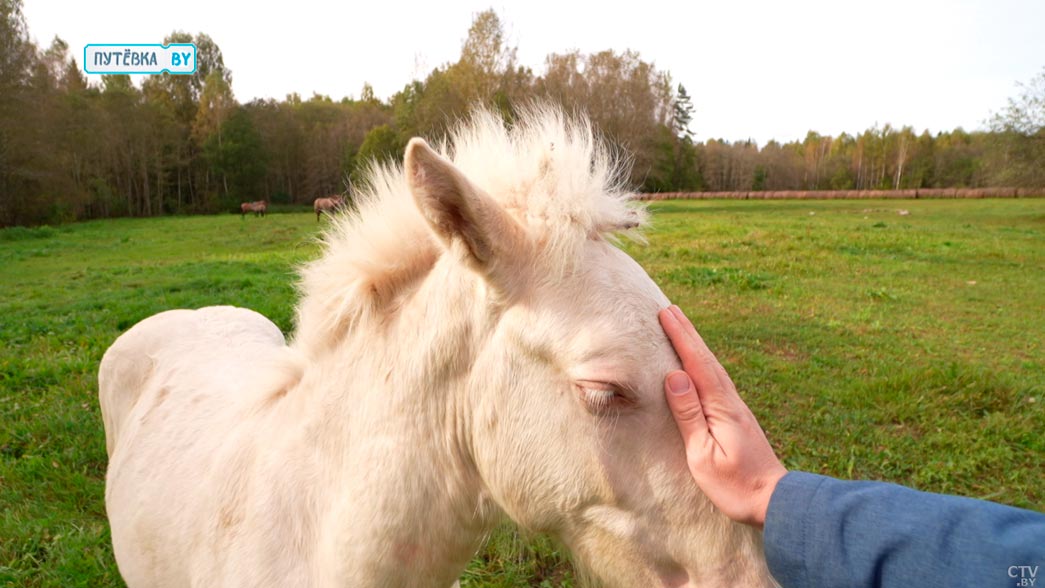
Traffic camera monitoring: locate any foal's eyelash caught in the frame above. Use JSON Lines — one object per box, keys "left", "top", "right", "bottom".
{"left": 581, "top": 387, "right": 617, "bottom": 411}
{"left": 575, "top": 381, "right": 632, "bottom": 415}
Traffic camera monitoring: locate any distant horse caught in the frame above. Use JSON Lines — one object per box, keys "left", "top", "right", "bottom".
{"left": 313, "top": 195, "right": 345, "bottom": 221}
{"left": 100, "top": 106, "right": 774, "bottom": 588}
{"left": 240, "top": 200, "right": 267, "bottom": 218}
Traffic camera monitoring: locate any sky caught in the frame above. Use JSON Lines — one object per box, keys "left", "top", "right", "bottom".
{"left": 22, "top": 0, "right": 1045, "bottom": 145}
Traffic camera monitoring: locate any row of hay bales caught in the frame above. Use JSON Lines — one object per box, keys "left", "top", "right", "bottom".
{"left": 638, "top": 188, "right": 1043, "bottom": 200}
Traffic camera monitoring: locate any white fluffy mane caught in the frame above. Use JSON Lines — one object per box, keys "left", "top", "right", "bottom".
{"left": 293, "top": 105, "right": 645, "bottom": 353}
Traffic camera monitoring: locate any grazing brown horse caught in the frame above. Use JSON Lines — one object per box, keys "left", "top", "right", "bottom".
{"left": 313, "top": 195, "right": 345, "bottom": 221}
{"left": 240, "top": 201, "right": 267, "bottom": 218}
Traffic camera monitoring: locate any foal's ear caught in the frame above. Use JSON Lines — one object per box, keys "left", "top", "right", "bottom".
{"left": 405, "top": 138, "right": 529, "bottom": 290}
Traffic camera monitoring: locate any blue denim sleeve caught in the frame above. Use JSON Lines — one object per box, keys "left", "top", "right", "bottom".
{"left": 764, "top": 471, "right": 1045, "bottom": 588}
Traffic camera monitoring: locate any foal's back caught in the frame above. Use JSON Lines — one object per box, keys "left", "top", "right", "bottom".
{"left": 100, "top": 306, "right": 313, "bottom": 586}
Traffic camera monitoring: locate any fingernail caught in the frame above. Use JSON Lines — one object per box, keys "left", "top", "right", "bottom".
{"left": 667, "top": 372, "right": 691, "bottom": 395}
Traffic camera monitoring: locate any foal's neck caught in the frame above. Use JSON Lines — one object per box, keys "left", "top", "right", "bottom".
{"left": 305, "top": 269, "right": 501, "bottom": 586}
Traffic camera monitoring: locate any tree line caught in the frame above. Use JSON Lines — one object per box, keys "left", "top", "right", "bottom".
{"left": 1, "top": 1, "right": 1042, "bottom": 226}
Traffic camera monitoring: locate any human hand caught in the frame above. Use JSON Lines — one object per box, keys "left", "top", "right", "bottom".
{"left": 659, "top": 305, "right": 787, "bottom": 529}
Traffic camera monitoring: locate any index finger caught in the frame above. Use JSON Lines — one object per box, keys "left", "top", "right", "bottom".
{"left": 668, "top": 304, "right": 701, "bottom": 341}
{"left": 667, "top": 305, "right": 734, "bottom": 387}
{"left": 659, "top": 307, "right": 724, "bottom": 390}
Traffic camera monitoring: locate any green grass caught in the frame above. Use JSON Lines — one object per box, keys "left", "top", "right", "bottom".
{"left": 633, "top": 200, "right": 1044, "bottom": 501}
{"left": 1, "top": 200, "right": 1043, "bottom": 586}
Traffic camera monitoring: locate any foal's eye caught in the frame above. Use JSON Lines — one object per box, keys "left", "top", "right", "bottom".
{"left": 575, "top": 381, "right": 629, "bottom": 415}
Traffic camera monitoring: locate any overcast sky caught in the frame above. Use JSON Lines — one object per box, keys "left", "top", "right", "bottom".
{"left": 23, "top": 0, "right": 1045, "bottom": 145}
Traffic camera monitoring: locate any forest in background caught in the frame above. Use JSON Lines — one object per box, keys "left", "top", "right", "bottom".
{"left": 1, "top": 0, "right": 1043, "bottom": 227}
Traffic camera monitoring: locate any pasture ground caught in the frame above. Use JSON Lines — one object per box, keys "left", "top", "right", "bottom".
{"left": 1, "top": 199, "right": 1042, "bottom": 587}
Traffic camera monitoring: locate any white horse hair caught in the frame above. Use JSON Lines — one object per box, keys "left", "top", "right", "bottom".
{"left": 100, "top": 105, "right": 775, "bottom": 587}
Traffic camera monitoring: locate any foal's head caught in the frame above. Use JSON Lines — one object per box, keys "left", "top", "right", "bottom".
{"left": 295, "top": 107, "right": 770, "bottom": 587}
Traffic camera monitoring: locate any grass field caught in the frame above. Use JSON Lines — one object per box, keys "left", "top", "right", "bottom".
{"left": 1, "top": 199, "right": 1043, "bottom": 587}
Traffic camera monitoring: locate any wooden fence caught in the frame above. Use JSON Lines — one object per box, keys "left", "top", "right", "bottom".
{"left": 637, "top": 188, "right": 1044, "bottom": 201}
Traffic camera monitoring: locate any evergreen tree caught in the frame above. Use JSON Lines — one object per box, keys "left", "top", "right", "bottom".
{"left": 673, "top": 84, "right": 695, "bottom": 141}
{"left": 202, "top": 107, "right": 266, "bottom": 207}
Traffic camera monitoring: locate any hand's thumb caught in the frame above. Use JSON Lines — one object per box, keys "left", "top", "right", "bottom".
{"left": 664, "top": 371, "right": 709, "bottom": 446}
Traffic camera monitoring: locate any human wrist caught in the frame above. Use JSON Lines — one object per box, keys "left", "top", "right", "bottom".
{"left": 752, "top": 467, "right": 787, "bottom": 528}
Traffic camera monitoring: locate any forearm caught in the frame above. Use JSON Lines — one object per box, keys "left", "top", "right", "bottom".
{"left": 764, "top": 471, "right": 1045, "bottom": 588}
